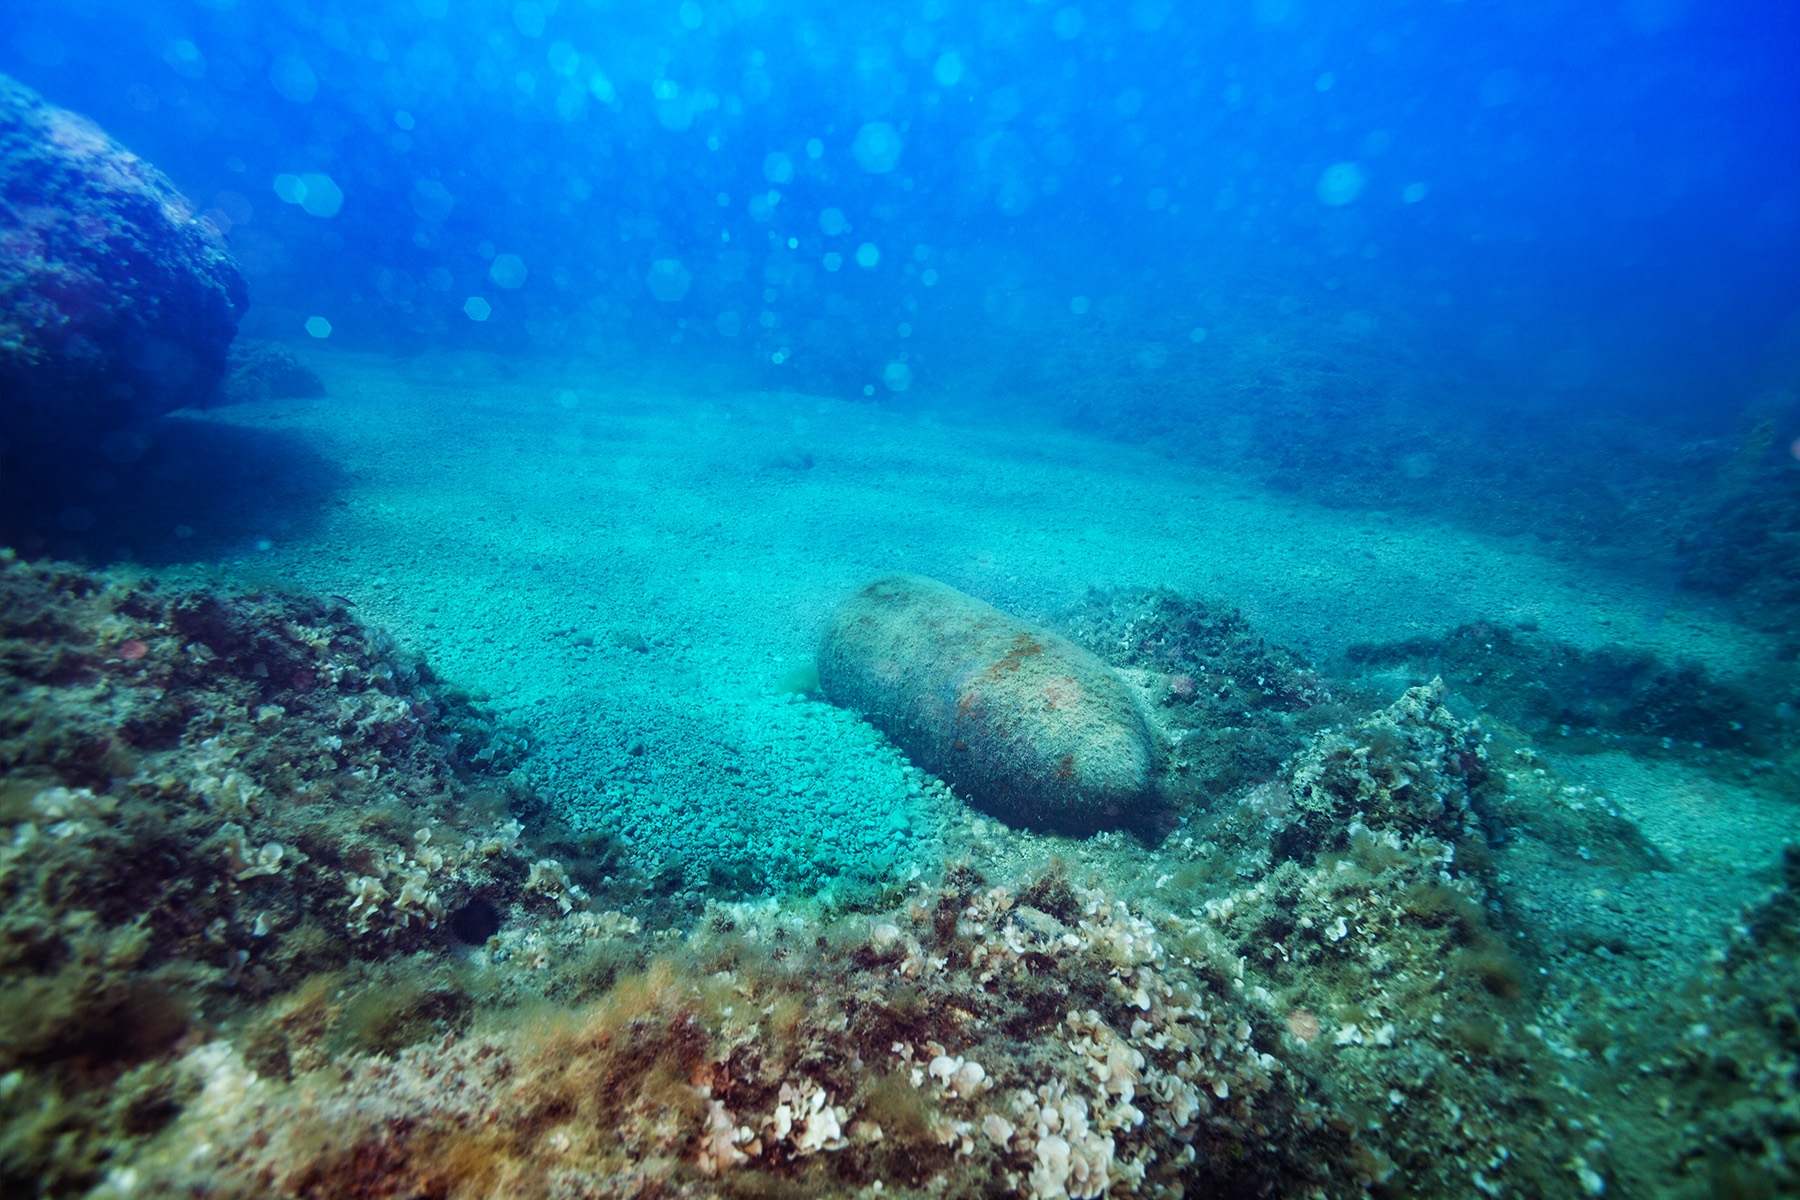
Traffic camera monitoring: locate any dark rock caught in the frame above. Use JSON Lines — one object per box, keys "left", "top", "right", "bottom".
{"left": 0, "top": 73, "right": 247, "bottom": 455}
{"left": 215, "top": 339, "right": 326, "bottom": 405}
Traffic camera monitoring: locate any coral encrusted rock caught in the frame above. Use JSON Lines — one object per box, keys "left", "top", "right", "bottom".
{"left": 818, "top": 574, "right": 1160, "bottom": 834}
{"left": 0, "top": 73, "right": 247, "bottom": 454}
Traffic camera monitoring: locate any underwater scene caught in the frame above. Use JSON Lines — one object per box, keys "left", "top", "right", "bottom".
{"left": 2, "top": 0, "right": 1798, "bottom": 1196}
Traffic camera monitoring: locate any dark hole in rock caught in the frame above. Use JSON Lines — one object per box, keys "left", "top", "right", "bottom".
{"left": 447, "top": 895, "right": 502, "bottom": 944}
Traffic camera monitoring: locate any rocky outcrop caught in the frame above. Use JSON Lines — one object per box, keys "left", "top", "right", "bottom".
{"left": 215, "top": 339, "right": 326, "bottom": 405}
{"left": 0, "top": 73, "right": 246, "bottom": 454}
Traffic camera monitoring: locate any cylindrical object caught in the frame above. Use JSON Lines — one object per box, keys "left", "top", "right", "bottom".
{"left": 818, "top": 574, "right": 1159, "bottom": 834}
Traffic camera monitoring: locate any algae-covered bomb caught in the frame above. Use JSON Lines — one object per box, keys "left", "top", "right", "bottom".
{"left": 817, "top": 574, "right": 1160, "bottom": 835}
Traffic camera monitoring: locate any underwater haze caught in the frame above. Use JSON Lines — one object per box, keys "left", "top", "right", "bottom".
{"left": 5, "top": 0, "right": 1797, "bottom": 409}
{"left": 3, "top": 2, "right": 1800, "bottom": 1199}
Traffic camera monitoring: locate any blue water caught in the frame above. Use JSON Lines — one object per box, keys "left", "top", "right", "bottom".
{"left": 5, "top": 0, "right": 1796, "bottom": 425}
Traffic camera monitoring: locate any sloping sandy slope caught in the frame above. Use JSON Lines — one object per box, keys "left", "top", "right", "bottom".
{"left": 203, "top": 349, "right": 1783, "bottom": 895}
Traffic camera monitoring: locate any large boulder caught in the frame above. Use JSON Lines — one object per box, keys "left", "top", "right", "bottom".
{"left": 818, "top": 574, "right": 1161, "bottom": 834}
{"left": 0, "top": 73, "right": 247, "bottom": 454}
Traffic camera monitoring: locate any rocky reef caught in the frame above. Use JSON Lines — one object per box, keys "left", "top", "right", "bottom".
{"left": 0, "top": 558, "right": 1793, "bottom": 1198}
{"left": 0, "top": 552, "right": 634, "bottom": 1195}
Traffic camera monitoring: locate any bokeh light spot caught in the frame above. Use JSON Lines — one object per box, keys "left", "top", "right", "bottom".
{"left": 512, "top": 2, "right": 547, "bottom": 37}
{"left": 298, "top": 173, "right": 343, "bottom": 217}
{"left": 272, "top": 174, "right": 306, "bottom": 204}
{"left": 489, "top": 254, "right": 528, "bottom": 288}
{"left": 1315, "top": 161, "right": 1366, "bottom": 207}
{"left": 851, "top": 123, "right": 903, "bottom": 174}
{"left": 410, "top": 179, "right": 454, "bottom": 222}
{"left": 164, "top": 40, "right": 206, "bottom": 80}
{"left": 547, "top": 42, "right": 580, "bottom": 76}
{"left": 269, "top": 55, "right": 317, "bottom": 102}
{"left": 646, "top": 259, "right": 693, "bottom": 302}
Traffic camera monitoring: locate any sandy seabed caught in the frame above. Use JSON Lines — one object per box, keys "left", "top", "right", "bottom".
{"left": 189, "top": 348, "right": 1787, "bottom": 887}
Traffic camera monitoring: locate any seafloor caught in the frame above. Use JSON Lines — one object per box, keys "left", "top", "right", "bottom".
{"left": 1, "top": 348, "right": 1795, "bottom": 1199}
